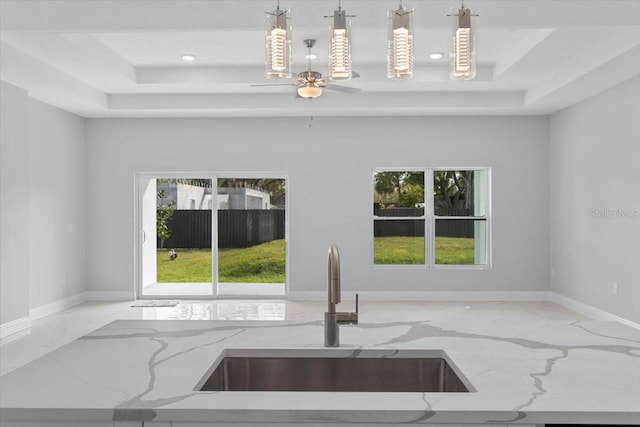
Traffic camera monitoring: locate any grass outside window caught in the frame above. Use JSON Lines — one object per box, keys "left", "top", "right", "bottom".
{"left": 374, "top": 236, "right": 474, "bottom": 265}
{"left": 156, "top": 237, "right": 475, "bottom": 285}
{"left": 157, "top": 240, "right": 285, "bottom": 284}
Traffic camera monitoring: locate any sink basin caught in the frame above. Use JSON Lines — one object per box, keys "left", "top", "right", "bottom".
{"left": 197, "top": 349, "right": 471, "bottom": 392}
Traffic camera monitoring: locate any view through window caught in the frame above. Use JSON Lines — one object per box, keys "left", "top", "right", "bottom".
{"left": 373, "top": 169, "right": 490, "bottom": 267}
{"left": 138, "top": 176, "right": 286, "bottom": 298}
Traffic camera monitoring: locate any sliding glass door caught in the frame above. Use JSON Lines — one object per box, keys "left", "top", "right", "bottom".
{"left": 216, "top": 178, "right": 286, "bottom": 297}
{"left": 138, "top": 175, "right": 214, "bottom": 297}
{"left": 137, "top": 174, "right": 287, "bottom": 299}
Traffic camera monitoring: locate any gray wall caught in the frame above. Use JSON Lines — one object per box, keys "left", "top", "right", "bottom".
{"left": 86, "top": 116, "right": 550, "bottom": 296}
{"left": 28, "top": 98, "right": 87, "bottom": 309}
{"left": 4, "top": 75, "right": 637, "bottom": 324}
{"left": 0, "top": 80, "right": 86, "bottom": 327}
{"left": 0, "top": 81, "right": 30, "bottom": 325}
{"left": 550, "top": 76, "right": 640, "bottom": 324}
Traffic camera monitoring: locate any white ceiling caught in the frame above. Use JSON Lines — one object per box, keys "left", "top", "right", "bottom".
{"left": 1, "top": 0, "right": 639, "bottom": 118}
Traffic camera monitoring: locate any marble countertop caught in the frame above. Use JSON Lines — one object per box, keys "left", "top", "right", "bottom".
{"left": 1, "top": 315, "right": 640, "bottom": 425}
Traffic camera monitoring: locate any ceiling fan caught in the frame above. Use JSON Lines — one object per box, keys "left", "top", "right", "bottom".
{"left": 252, "top": 39, "right": 361, "bottom": 99}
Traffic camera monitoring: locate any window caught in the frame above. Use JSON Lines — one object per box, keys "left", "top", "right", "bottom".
{"left": 373, "top": 170, "right": 425, "bottom": 265}
{"left": 373, "top": 168, "right": 490, "bottom": 268}
{"left": 433, "top": 169, "right": 489, "bottom": 266}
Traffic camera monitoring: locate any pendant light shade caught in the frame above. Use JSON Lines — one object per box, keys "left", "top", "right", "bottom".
{"left": 328, "top": 6, "right": 353, "bottom": 81}
{"left": 450, "top": 6, "right": 476, "bottom": 80}
{"left": 387, "top": 4, "right": 414, "bottom": 80}
{"left": 265, "top": 3, "right": 292, "bottom": 79}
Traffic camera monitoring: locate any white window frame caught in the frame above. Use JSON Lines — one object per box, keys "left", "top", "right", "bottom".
{"left": 135, "top": 171, "right": 290, "bottom": 299}
{"left": 430, "top": 167, "right": 492, "bottom": 270}
{"left": 372, "top": 167, "right": 491, "bottom": 269}
{"left": 372, "top": 168, "right": 427, "bottom": 269}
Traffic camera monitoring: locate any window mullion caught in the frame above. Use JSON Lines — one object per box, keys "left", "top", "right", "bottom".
{"left": 434, "top": 216, "right": 486, "bottom": 220}
{"left": 426, "top": 167, "right": 434, "bottom": 268}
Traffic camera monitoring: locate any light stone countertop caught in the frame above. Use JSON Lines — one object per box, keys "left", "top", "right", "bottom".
{"left": 1, "top": 316, "right": 639, "bottom": 425}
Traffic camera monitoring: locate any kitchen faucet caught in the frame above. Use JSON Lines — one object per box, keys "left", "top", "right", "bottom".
{"left": 325, "top": 245, "right": 358, "bottom": 347}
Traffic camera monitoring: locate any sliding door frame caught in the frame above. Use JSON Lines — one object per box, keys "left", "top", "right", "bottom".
{"left": 134, "top": 171, "right": 289, "bottom": 300}
{"left": 135, "top": 172, "right": 217, "bottom": 300}
{"left": 215, "top": 172, "right": 289, "bottom": 299}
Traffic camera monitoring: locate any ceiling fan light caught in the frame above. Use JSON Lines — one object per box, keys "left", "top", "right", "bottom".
{"left": 450, "top": 6, "right": 476, "bottom": 80}
{"left": 387, "top": 4, "right": 414, "bottom": 80}
{"left": 265, "top": 4, "right": 292, "bottom": 79}
{"left": 329, "top": 6, "right": 352, "bottom": 81}
{"left": 298, "top": 85, "right": 323, "bottom": 98}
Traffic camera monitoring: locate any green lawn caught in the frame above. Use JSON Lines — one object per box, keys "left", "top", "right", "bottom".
{"left": 374, "top": 236, "right": 474, "bottom": 265}
{"left": 157, "top": 248, "right": 212, "bottom": 283}
{"left": 157, "top": 240, "right": 285, "bottom": 283}
{"left": 157, "top": 236, "right": 474, "bottom": 283}
{"left": 373, "top": 236, "right": 425, "bottom": 264}
{"left": 218, "top": 239, "right": 285, "bottom": 283}
{"left": 433, "top": 236, "right": 475, "bottom": 265}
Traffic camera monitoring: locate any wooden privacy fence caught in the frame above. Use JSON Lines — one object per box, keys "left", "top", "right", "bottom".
{"left": 374, "top": 206, "right": 476, "bottom": 238}
{"left": 159, "top": 209, "right": 285, "bottom": 249}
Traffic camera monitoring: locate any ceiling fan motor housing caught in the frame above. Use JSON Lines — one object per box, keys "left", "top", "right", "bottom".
{"left": 298, "top": 70, "right": 323, "bottom": 82}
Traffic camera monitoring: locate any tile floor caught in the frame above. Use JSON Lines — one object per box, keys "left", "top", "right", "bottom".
{"left": 141, "top": 282, "right": 286, "bottom": 297}
{"left": 0, "top": 299, "right": 588, "bottom": 377}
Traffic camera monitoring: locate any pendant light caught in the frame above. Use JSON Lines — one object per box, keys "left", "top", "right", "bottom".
{"left": 450, "top": 2, "right": 477, "bottom": 80}
{"left": 327, "top": 2, "right": 355, "bottom": 81}
{"left": 387, "top": 2, "right": 414, "bottom": 80}
{"left": 265, "top": 1, "right": 292, "bottom": 79}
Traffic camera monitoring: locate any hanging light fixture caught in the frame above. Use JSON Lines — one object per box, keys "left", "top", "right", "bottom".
{"left": 387, "top": 2, "right": 414, "bottom": 80}
{"left": 298, "top": 40, "right": 324, "bottom": 99}
{"left": 298, "top": 83, "right": 323, "bottom": 99}
{"left": 449, "top": 3, "right": 477, "bottom": 80}
{"left": 265, "top": 1, "right": 292, "bottom": 79}
{"left": 326, "top": 2, "right": 354, "bottom": 81}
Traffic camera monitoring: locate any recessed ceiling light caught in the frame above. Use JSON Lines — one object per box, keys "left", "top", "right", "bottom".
{"left": 429, "top": 52, "right": 444, "bottom": 60}
{"left": 305, "top": 53, "right": 318, "bottom": 60}
{"left": 181, "top": 54, "right": 196, "bottom": 62}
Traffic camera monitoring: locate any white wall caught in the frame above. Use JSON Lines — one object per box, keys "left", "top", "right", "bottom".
{"left": 0, "top": 81, "right": 30, "bottom": 326}
{"left": 0, "top": 80, "right": 87, "bottom": 334}
{"left": 550, "top": 76, "right": 640, "bottom": 324}
{"left": 5, "top": 73, "right": 638, "bottom": 326}
{"left": 28, "top": 98, "right": 87, "bottom": 310}
{"left": 86, "top": 116, "right": 550, "bottom": 297}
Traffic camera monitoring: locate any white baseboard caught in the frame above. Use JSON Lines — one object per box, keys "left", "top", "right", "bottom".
{"left": 85, "top": 291, "right": 135, "bottom": 301}
{"left": 29, "top": 292, "right": 87, "bottom": 320}
{"left": 288, "top": 291, "right": 552, "bottom": 301}
{"left": 550, "top": 292, "right": 640, "bottom": 330}
{"left": 1, "top": 291, "right": 131, "bottom": 342}
{"left": 0, "top": 316, "right": 31, "bottom": 340}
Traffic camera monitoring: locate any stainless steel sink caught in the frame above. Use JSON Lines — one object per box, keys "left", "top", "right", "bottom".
{"left": 197, "top": 349, "right": 471, "bottom": 392}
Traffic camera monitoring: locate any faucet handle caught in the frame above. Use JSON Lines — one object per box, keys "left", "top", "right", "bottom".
{"left": 351, "top": 293, "right": 359, "bottom": 324}
{"left": 335, "top": 293, "right": 359, "bottom": 325}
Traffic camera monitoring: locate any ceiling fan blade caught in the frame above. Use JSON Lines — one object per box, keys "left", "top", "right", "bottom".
{"left": 250, "top": 83, "right": 296, "bottom": 87}
{"left": 325, "top": 84, "right": 361, "bottom": 94}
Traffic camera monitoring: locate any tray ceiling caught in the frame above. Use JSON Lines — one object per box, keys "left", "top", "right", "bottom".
{"left": 1, "top": 0, "right": 639, "bottom": 117}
